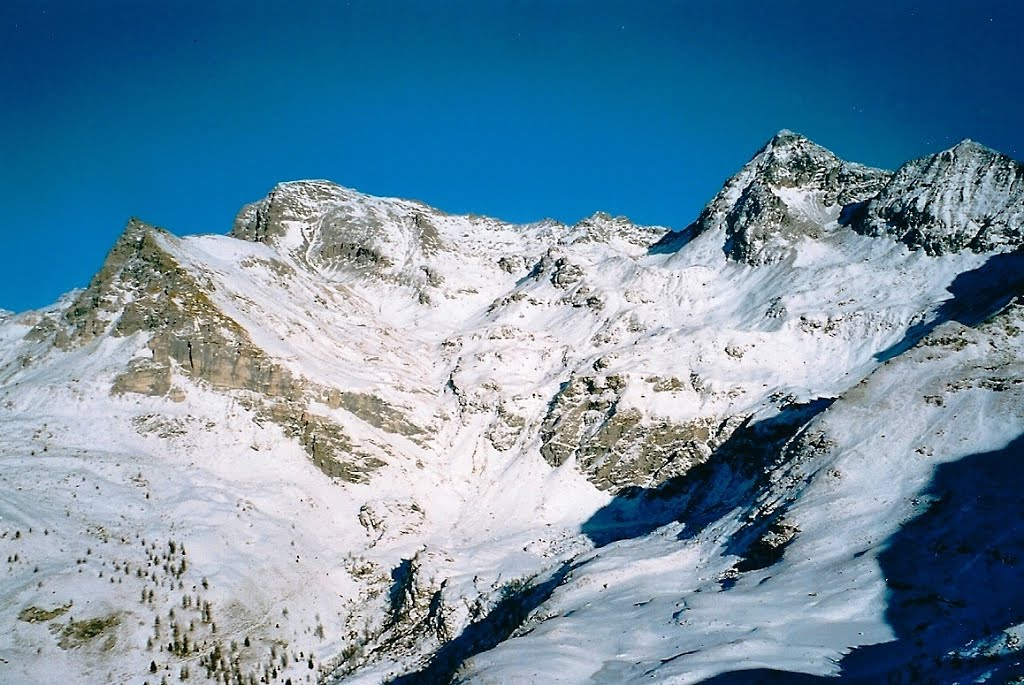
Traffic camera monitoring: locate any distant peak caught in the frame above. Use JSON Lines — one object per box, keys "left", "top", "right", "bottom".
{"left": 686, "top": 129, "right": 892, "bottom": 264}
{"left": 750, "top": 130, "right": 838, "bottom": 169}
{"left": 910, "top": 138, "right": 1020, "bottom": 177}
{"left": 273, "top": 178, "right": 347, "bottom": 192}
{"left": 947, "top": 138, "right": 997, "bottom": 157}
{"left": 758, "top": 129, "right": 832, "bottom": 157}
{"left": 269, "top": 179, "right": 357, "bottom": 200}
{"left": 117, "top": 217, "right": 165, "bottom": 245}
{"left": 768, "top": 129, "right": 811, "bottom": 146}
{"left": 124, "top": 216, "right": 150, "bottom": 232}
{"left": 577, "top": 211, "right": 615, "bottom": 224}
{"left": 850, "top": 136, "right": 1024, "bottom": 255}
{"left": 264, "top": 180, "right": 430, "bottom": 212}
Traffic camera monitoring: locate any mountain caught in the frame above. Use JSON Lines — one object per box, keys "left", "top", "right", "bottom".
{"left": 1, "top": 132, "right": 1022, "bottom": 685}
{"left": 850, "top": 139, "right": 1024, "bottom": 255}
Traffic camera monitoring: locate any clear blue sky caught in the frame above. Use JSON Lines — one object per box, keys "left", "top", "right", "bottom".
{"left": 2, "top": 1, "right": 1022, "bottom": 312}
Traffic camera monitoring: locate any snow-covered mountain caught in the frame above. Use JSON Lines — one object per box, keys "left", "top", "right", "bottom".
{"left": 1, "top": 131, "right": 1022, "bottom": 685}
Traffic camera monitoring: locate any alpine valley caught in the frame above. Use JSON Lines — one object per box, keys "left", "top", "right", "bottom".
{"left": 2, "top": 131, "right": 1022, "bottom": 684}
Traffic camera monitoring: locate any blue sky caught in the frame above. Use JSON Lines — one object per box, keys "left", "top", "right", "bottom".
{"left": 2, "top": 0, "right": 1022, "bottom": 312}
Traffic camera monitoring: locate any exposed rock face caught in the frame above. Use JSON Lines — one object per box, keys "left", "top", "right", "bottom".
{"left": 849, "top": 140, "right": 1024, "bottom": 254}
{"left": 231, "top": 180, "right": 445, "bottom": 282}
{"left": 45, "top": 218, "right": 413, "bottom": 482}
{"left": 58, "top": 220, "right": 293, "bottom": 400}
{"left": 539, "top": 374, "right": 733, "bottom": 490}
{"left": 383, "top": 552, "right": 458, "bottom": 647}
{"left": 59, "top": 219, "right": 202, "bottom": 344}
{"left": 68, "top": 221, "right": 288, "bottom": 397}
{"left": 692, "top": 130, "right": 891, "bottom": 264}
{"left": 485, "top": 406, "right": 527, "bottom": 452}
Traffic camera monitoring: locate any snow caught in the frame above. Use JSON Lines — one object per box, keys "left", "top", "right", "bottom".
{"left": 462, "top": 311, "right": 1024, "bottom": 682}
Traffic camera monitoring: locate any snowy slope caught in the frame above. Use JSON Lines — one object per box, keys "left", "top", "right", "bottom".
{"left": 458, "top": 278, "right": 1024, "bottom": 685}
{"left": 1, "top": 131, "right": 1022, "bottom": 684}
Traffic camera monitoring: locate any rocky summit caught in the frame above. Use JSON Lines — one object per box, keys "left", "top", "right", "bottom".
{"left": 1, "top": 132, "right": 1022, "bottom": 685}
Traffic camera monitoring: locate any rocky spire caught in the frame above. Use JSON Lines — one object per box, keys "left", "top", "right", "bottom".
{"left": 689, "top": 130, "right": 890, "bottom": 264}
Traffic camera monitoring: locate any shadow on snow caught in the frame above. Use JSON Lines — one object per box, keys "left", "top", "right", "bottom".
{"left": 695, "top": 433, "right": 1024, "bottom": 684}
{"left": 385, "top": 398, "right": 838, "bottom": 684}
{"left": 874, "top": 250, "right": 1024, "bottom": 362}
{"left": 581, "top": 397, "right": 835, "bottom": 551}
{"left": 647, "top": 223, "right": 699, "bottom": 255}
{"left": 383, "top": 562, "right": 576, "bottom": 685}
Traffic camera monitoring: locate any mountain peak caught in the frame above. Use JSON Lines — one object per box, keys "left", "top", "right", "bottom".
{"left": 933, "top": 138, "right": 1011, "bottom": 167}
{"left": 745, "top": 130, "right": 889, "bottom": 194}
{"left": 273, "top": 178, "right": 344, "bottom": 192}
{"left": 850, "top": 138, "right": 1024, "bottom": 255}
{"left": 949, "top": 138, "right": 992, "bottom": 155}
{"left": 231, "top": 181, "right": 376, "bottom": 246}
{"left": 267, "top": 179, "right": 374, "bottom": 204}
{"left": 116, "top": 216, "right": 164, "bottom": 244}
{"left": 753, "top": 129, "right": 832, "bottom": 170}
{"left": 764, "top": 128, "right": 815, "bottom": 149}
{"left": 686, "top": 130, "right": 891, "bottom": 264}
